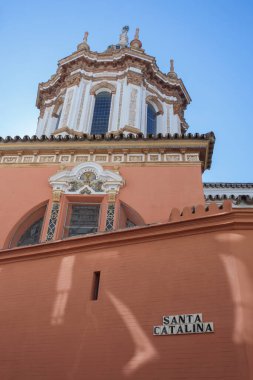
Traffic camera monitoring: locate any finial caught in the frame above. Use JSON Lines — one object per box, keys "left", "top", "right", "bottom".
{"left": 84, "top": 31, "right": 88, "bottom": 42}
{"left": 119, "top": 26, "right": 129, "bottom": 47}
{"left": 168, "top": 58, "right": 178, "bottom": 79}
{"left": 130, "top": 27, "right": 142, "bottom": 50}
{"left": 170, "top": 59, "right": 174, "bottom": 72}
{"left": 77, "top": 31, "right": 90, "bottom": 51}
{"left": 135, "top": 28, "right": 140, "bottom": 40}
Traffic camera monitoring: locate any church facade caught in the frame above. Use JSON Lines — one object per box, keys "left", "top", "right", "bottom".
{"left": 0, "top": 28, "right": 253, "bottom": 380}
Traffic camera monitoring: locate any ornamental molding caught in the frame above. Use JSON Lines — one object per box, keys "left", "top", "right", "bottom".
{"left": 52, "top": 97, "right": 64, "bottom": 117}
{"left": 37, "top": 50, "right": 191, "bottom": 111}
{"left": 49, "top": 162, "right": 124, "bottom": 196}
{"left": 90, "top": 81, "right": 116, "bottom": 95}
{"left": 146, "top": 95, "right": 164, "bottom": 115}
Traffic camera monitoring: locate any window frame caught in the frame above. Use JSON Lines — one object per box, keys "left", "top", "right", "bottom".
{"left": 90, "top": 90, "right": 112, "bottom": 135}
{"left": 62, "top": 201, "right": 102, "bottom": 239}
{"left": 146, "top": 102, "right": 158, "bottom": 135}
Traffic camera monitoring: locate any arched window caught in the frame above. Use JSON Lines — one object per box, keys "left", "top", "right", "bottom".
{"left": 91, "top": 92, "right": 112, "bottom": 134}
{"left": 147, "top": 104, "right": 157, "bottom": 135}
{"left": 17, "top": 218, "right": 44, "bottom": 247}
{"left": 6, "top": 204, "right": 47, "bottom": 248}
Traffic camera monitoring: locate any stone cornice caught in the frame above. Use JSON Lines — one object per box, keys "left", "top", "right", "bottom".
{"left": 36, "top": 48, "right": 191, "bottom": 109}
{"left": 0, "top": 133, "right": 215, "bottom": 170}
{"left": 0, "top": 208, "right": 252, "bottom": 264}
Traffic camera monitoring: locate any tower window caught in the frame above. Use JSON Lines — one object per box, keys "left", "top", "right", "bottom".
{"left": 64, "top": 204, "right": 100, "bottom": 238}
{"left": 147, "top": 104, "right": 157, "bottom": 135}
{"left": 55, "top": 109, "right": 62, "bottom": 130}
{"left": 91, "top": 92, "right": 112, "bottom": 134}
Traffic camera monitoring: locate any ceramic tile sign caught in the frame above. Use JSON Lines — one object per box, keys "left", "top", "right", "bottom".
{"left": 153, "top": 313, "right": 214, "bottom": 336}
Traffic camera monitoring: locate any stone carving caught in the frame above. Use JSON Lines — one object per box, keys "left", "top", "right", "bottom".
{"left": 76, "top": 84, "right": 86, "bottom": 130}
{"left": 128, "top": 88, "right": 138, "bottom": 127}
{"left": 39, "top": 155, "right": 55, "bottom": 163}
{"left": 119, "top": 26, "right": 129, "bottom": 47}
{"left": 128, "top": 155, "right": 143, "bottom": 162}
{"left": 165, "top": 154, "right": 181, "bottom": 162}
{"left": 68, "top": 172, "right": 104, "bottom": 193}
{"left": 49, "top": 162, "right": 124, "bottom": 196}
{"left": 2, "top": 156, "right": 18, "bottom": 163}
{"left": 146, "top": 95, "right": 164, "bottom": 115}
{"left": 149, "top": 154, "right": 159, "bottom": 162}
{"left": 61, "top": 89, "right": 74, "bottom": 127}
{"left": 94, "top": 155, "right": 107, "bottom": 162}
{"left": 59, "top": 155, "right": 71, "bottom": 162}
{"left": 127, "top": 72, "right": 143, "bottom": 86}
{"left": 113, "top": 155, "right": 123, "bottom": 162}
{"left": 22, "top": 156, "right": 34, "bottom": 163}
{"left": 75, "top": 155, "right": 89, "bottom": 163}
{"left": 185, "top": 154, "right": 199, "bottom": 162}
{"left": 117, "top": 82, "right": 123, "bottom": 129}
{"left": 90, "top": 81, "right": 116, "bottom": 95}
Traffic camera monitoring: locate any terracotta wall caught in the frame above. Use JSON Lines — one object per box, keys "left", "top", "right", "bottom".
{"left": 0, "top": 164, "right": 204, "bottom": 248}
{"left": 0, "top": 225, "right": 252, "bottom": 379}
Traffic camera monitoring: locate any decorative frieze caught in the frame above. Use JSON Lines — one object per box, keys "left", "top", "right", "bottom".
{"left": 1, "top": 156, "right": 19, "bottom": 164}
{"left": 22, "top": 155, "right": 35, "bottom": 163}
{"left": 127, "top": 154, "right": 144, "bottom": 162}
{"left": 165, "top": 154, "right": 182, "bottom": 162}
{"left": 112, "top": 154, "right": 124, "bottom": 162}
{"left": 94, "top": 155, "right": 108, "bottom": 162}
{"left": 0, "top": 151, "right": 202, "bottom": 166}
{"left": 38, "top": 155, "right": 56, "bottom": 163}
{"left": 75, "top": 155, "right": 90, "bottom": 163}
{"left": 185, "top": 153, "right": 199, "bottom": 162}
{"left": 148, "top": 154, "right": 161, "bottom": 162}
{"left": 59, "top": 155, "right": 71, "bottom": 163}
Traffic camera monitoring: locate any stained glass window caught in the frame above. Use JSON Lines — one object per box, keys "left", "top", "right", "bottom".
{"left": 147, "top": 104, "right": 157, "bottom": 135}
{"left": 64, "top": 204, "right": 100, "bottom": 237}
{"left": 17, "top": 218, "right": 44, "bottom": 247}
{"left": 91, "top": 92, "right": 112, "bottom": 134}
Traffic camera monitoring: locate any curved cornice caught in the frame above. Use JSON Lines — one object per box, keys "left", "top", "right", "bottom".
{"left": 36, "top": 47, "right": 191, "bottom": 109}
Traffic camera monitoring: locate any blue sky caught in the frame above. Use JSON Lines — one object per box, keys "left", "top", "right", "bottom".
{"left": 0, "top": 0, "right": 252, "bottom": 182}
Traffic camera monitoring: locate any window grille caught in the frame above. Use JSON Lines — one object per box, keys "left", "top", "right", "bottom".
{"left": 64, "top": 204, "right": 100, "bottom": 238}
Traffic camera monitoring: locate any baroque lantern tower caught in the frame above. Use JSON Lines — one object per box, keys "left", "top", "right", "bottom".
{"left": 0, "top": 27, "right": 253, "bottom": 380}
{"left": 36, "top": 27, "right": 190, "bottom": 138}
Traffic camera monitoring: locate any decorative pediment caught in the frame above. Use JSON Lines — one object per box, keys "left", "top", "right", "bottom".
{"left": 146, "top": 95, "right": 164, "bottom": 115}
{"left": 49, "top": 162, "right": 124, "bottom": 195}
{"left": 52, "top": 127, "right": 84, "bottom": 137}
{"left": 90, "top": 81, "right": 116, "bottom": 95}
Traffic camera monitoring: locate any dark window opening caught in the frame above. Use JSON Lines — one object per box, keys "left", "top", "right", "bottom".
{"left": 91, "top": 92, "right": 112, "bottom": 134}
{"left": 147, "top": 103, "right": 157, "bottom": 135}
{"left": 55, "top": 109, "right": 62, "bottom": 130}
{"left": 17, "top": 217, "right": 44, "bottom": 247}
{"left": 64, "top": 204, "right": 100, "bottom": 238}
{"left": 126, "top": 219, "right": 136, "bottom": 228}
{"left": 91, "top": 271, "right": 101, "bottom": 300}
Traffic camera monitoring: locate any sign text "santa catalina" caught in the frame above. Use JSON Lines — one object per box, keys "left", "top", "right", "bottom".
{"left": 153, "top": 313, "right": 214, "bottom": 336}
